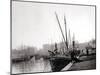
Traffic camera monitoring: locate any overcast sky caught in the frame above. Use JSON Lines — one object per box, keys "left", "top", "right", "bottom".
{"left": 12, "top": 1, "right": 95, "bottom": 49}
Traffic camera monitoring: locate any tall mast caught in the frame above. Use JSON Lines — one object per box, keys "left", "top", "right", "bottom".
{"left": 55, "top": 12, "right": 66, "bottom": 46}
{"left": 72, "top": 33, "right": 75, "bottom": 51}
{"left": 64, "top": 15, "right": 68, "bottom": 50}
{"left": 68, "top": 29, "right": 71, "bottom": 46}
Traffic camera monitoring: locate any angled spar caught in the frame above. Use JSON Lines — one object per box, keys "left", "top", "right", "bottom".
{"left": 64, "top": 14, "right": 69, "bottom": 50}
{"left": 55, "top": 12, "right": 68, "bottom": 50}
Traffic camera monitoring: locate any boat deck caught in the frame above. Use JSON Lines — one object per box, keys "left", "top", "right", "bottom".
{"left": 61, "top": 54, "right": 96, "bottom": 71}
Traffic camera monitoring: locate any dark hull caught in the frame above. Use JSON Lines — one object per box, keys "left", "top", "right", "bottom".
{"left": 50, "top": 57, "right": 71, "bottom": 72}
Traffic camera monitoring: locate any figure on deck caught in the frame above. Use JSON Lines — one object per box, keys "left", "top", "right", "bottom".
{"left": 54, "top": 43, "right": 58, "bottom": 54}
{"left": 48, "top": 43, "right": 58, "bottom": 56}
{"left": 70, "top": 40, "right": 81, "bottom": 62}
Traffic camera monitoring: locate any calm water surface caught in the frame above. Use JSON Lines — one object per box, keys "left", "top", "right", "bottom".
{"left": 12, "top": 57, "right": 52, "bottom": 74}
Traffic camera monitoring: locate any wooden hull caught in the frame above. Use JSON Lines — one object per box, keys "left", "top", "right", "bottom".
{"left": 50, "top": 57, "right": 71, "bottom": 72}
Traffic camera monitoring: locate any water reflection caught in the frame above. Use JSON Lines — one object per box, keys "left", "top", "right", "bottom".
{"left": 12, "top": 57, "right": 52, "bottom": 74}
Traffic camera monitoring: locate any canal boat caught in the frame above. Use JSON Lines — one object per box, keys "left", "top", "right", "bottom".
{"left": 48, "top": 12, "right": 80, "bottom": 72}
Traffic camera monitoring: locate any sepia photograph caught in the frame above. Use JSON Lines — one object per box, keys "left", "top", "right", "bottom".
{"left": 11, "top": 0, "right": 96, "bottom": 74}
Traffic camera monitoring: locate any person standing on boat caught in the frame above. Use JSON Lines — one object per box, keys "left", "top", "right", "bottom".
{"left": 86, "top": 43, "right": 90, "bottom": 56}
{"left": 70, "top": 50, "right": 75, "bottom": 61}
{"left": 71, "top": 40, "right": 76, "bottom": 60}
{"left": 71, "top": 50, "right": 80, "bottom": 62}
{"left": 54, "top": 43, "right": 58, "bottom": 55}
{"left": 70, "top": 40, "right": 80, "bottom": 62}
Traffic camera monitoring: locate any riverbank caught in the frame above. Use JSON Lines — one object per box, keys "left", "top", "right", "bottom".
{"left": 68, "top": 55, "right": 96, "bottom": 71}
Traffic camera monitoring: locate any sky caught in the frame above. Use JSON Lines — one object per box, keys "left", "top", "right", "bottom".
{"left": 12, "top": 1, "right": 95, "bottom": 49}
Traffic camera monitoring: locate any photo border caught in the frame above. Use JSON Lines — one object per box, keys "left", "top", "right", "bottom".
{"left": 10, "top": 0, "right": 96, "bottom": 74}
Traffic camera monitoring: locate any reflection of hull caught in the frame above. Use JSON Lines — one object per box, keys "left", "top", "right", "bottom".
{"left": 12, "top": 56, "right": 33, "bottom": 63}
{"left": 49, "top": 56, "right": 71, "bottom": 72}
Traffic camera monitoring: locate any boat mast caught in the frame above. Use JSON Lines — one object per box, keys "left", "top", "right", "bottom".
{"left": 68, "top": 29, "right": 71, "bottom": 47}
{"left": 55, "top": 12, "right": 66, "bottom": 46}
{"left": 72, "top": 33, "right": 75, "bottom": 51}
{"left": 64, "top": 15, "right": 68, "bottom": 50}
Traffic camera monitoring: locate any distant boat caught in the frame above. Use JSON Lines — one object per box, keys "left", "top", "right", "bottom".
{"left": 12, "top": 55, "right": 33, "bottom": 63}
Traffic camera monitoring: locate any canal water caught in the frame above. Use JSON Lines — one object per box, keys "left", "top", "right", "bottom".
{"left": 12, "top": 57, "right": 52, "bottom": 74}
